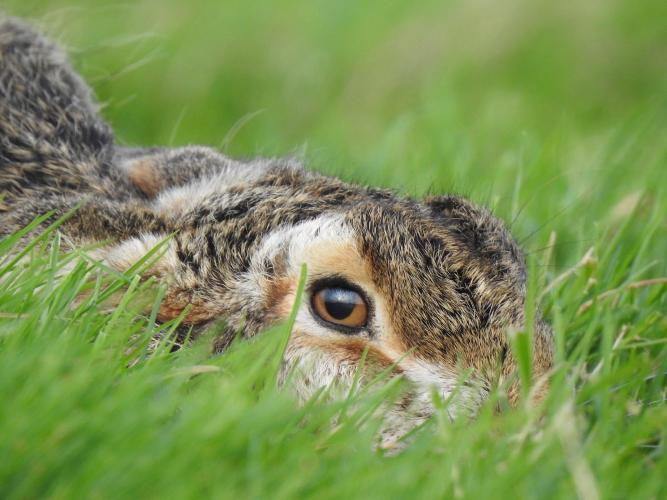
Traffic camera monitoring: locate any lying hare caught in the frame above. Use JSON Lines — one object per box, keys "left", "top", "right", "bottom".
{"left": 0, "top": 18, "right": 553, "bottom": 444}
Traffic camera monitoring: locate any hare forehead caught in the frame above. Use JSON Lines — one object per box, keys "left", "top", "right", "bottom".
{"left": 249, "top": 215, "right": 403, "bottom": 341}
{"left": 250, "top": 214, "right": 369, "bottom": 281}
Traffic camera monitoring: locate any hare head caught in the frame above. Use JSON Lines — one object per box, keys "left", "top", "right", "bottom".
{"left": 0, "top": 18, "right": 553, "bottom": 443}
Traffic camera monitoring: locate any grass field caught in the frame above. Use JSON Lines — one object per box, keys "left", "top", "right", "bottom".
{"left": 1, "top": 1, "right": 666, "bottom": 498}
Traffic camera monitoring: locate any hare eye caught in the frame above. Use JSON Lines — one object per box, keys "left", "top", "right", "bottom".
{"left": 312, "top": 287, "right": 368, "bottom": 329}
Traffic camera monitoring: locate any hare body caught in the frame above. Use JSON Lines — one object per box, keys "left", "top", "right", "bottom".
{"left": 0, "top": 18, "right": 553, "bottom": 442}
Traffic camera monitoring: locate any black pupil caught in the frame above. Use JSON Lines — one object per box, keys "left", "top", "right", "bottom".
{"left": 322, "top": 288, "right": 359, "bottom": 320}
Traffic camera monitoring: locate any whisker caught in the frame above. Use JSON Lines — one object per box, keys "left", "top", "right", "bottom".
{"left": 524, "top": 238, "right": 596, "bottom": 256}
{"left": 519, "top": 189, "right": 592, "bottom": 246}
{"left": 509, "top": 171, "right": 573, "bottom": 229}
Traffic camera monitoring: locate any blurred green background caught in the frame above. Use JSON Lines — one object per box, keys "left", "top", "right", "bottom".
{"left": 2, "top": 2, "right": 667, "bottom": 498}
{"left": 5, "top": 1, "right": 666, "bottom": 249}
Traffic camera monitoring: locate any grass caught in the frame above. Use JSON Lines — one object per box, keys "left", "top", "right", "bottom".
{"left": 1, "top": 0, "right": 666, "bottom": 498}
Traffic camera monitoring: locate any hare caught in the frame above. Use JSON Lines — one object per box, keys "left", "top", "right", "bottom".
{"left": 0, "top": 18, "right": 553, "bottom": 443}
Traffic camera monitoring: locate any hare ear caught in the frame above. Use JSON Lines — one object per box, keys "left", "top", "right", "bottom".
{"left": 117, "top": 150, "right": 167, "bottom": 199}
{"left": 117, "top": 146, "right": 238, "bottom": 200}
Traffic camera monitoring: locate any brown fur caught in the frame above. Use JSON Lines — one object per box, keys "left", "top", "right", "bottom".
{"left": 127, "top": 158, "right": 163, "bottom": 198}
{"left": 0, "top": 18, "right": 554, "bottom": 436}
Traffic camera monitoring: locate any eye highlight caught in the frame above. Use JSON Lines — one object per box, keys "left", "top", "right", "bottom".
{"left": 311, "top": 286, "right": 368, "bottom": 330}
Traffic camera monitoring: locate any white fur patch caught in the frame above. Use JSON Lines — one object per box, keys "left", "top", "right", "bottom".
{"left": 152, "top": 158, "right": 273, "bottom": 216}
{"left": 237, "top": 214, "right": 357, "bottom": 323}
{"left": 399, "top": 357, "right": 486, "bottom": 419}
{"left": 252, "top": 214, "right": 354, "bottom": 272}
{"left": 92, "top": 233, "right": 177, "bottom": 276}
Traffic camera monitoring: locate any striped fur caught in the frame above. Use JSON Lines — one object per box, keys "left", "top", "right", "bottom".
{"left": 0, "top": 18, "right": 553, "bottom": 444}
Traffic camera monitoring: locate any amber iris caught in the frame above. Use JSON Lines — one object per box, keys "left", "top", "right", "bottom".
{"left": 312, "top": 287, "right": 368, "bottom": 329}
